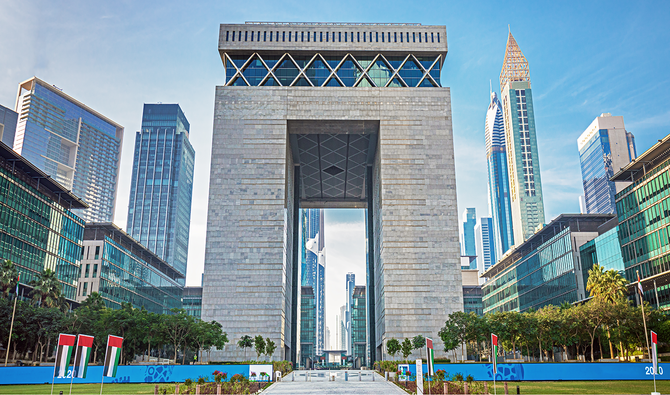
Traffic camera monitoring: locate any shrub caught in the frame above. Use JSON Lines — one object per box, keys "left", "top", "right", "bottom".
{"left": 197, "top": 376, "right": 206, "bottom": 385}
{"left": 157, "top": 384, "right": 175, "bottom": 394}
{"left": 452, "top": 373, "right": 463, "bottom": 382}
{"left": 184, "top": 378, "right": 193, "bottom": 387}
{"left": 212, "top": 370, "right": 227, "bottom": 383}
{"left": 435, "top": 369, "right": 447, "bottom": 381}
{"left": 230, "top": 373, "right": 248, "bottom": 384}
{"left": 466, "top": 374, "right": 474, "bottom": 384}
{"left": 273, "top": 360, "right": 292, "bottom": 376}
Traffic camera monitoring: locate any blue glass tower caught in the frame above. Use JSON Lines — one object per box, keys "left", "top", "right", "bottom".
{"left": 476, "top": 217, "right": 496, "bottom": 273}
{"left": 578, "top": 114, "right": 636, "bottom": 214}
{"left": 14, "top": 77, "right": 124, "bottom": 223}
{"left": 485, "top": 91, "right": 514, "bottom": 258}
{"left": 127, "top": 104, "right": 195, "bottom": 284}
{"left": 462, "top": 208, "right": 477, "bottom": 268}
{"left": 300, "top": 208, "right": 325, "bottom": 354}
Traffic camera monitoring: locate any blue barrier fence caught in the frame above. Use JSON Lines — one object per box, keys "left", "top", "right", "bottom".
{"left": 0, "top": 364, "right": 273, "bottom": 385}
{"left": 398, "top": 362, "right": 670, "bottom": 381}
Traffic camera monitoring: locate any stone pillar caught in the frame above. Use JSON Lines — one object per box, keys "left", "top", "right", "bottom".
{"left": 154, "top": 384, "right": 158, "bottom": 395}
{"left": 175, "top": 383, "right": 179, "bottom": 394}
{"left": 195, "top": 384, "right": 200, "bottom": 395}
{"left": 504, "top": 382, "right": 509, "bottom": 394}
{"left": 216, "top": 383, "right": 221, "bottom": 395}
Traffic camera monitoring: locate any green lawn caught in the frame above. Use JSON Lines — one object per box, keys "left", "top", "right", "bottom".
{"left": 484, "top": 380, "right": 669, "bottom": 394}
{"left": 0, "top": 383, "right": 155, "bottom": 394}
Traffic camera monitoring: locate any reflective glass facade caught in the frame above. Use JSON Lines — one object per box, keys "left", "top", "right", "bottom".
{"left": 14, "top": 78, "right": 123, "bottom": 223}
{"left": 224, "top": 53, "right": 442, "bottom": 87}
{"left": 485, "top": 92, "right": 514, "bottom": 257}
{"left": 0, "top": 104, "right": 18, "bottom": 147}
{"left": 463, "top": 285, "right": 483, "bottom": 316}
{"left": 615, "top": 152, "right": 670, "bottom": 307}
{"left": 300, "top": 208, "right": 325, "bottom": 354}
{"left": 0, "top": 144, "right": 85, "bottom": 301}
{"left": 183, "top": 286, "right": 202, "bottom": 319}
{"left": 351, "top": 285, "right": 366, "bottom": 366}
{"left": 579, "top": 226, "right": 625, "bottom": 296}
{"left": 127, "top": 104, "right": 195, "bottom": 283}
{"left": 78, "top": 224, "right": 183, "bottom": 314}
{"left": 462, "top": 208, "right": 476, "bottom": 265}
{"left": 300, "top": 286, "right": 316, "bottom": 367}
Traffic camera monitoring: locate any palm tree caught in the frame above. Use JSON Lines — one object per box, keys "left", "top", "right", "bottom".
{"left": 0, "top": 259, "right": 18, "bottom": 298}
{"left": 586, "top": 264, "right": 628, "bottom": 359}
{"left": 29, "top": 269, "right": 63, "bottom": 308}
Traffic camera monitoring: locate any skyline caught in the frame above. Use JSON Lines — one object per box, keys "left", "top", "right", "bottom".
{"left": 1, "top": 2, "right": 670, "bottom": 341}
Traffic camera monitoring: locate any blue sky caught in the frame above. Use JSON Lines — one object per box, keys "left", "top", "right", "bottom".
{"left": 1, "top": 0, "right": 669, "bottom": 345}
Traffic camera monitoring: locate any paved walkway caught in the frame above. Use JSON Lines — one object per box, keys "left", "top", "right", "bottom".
{"left": 262, "top": 370, "right": 406, "bottom": 394}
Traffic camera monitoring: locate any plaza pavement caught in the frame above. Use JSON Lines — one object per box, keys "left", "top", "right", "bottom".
{"left": 261, "top": 370, "right": 407, "bottom": 394}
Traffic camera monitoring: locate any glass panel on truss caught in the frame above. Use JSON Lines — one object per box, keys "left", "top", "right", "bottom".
{"left": 225, "top": 55, "right": 248, "bottom": 84}
{"left": 398, "top": 58, "right": 423, "bottom": 87}
{"left": 274, "top": 58, "right": 300, "bottom": 86}
{"left": 355, "top": 56, "right": 374, "bottom": 70}
{"left": 324, "top": 77, "right": 343, "bottom": 87}
{"left": 323, "top": 56, "right": 342, "bottom": 70}
{"left": 355, "top": 76, "right": 374, "bottom": 87}
{"left": 419, "top": 78, "right": 437, "bottom": 87}
{"left": 304, "top": 57, "right": 331, "bottom": 87}
{"left": 385, "top": 56, "right": 406, "bottom": 70}
{"left": 261, "top": 75, "right": 279, "bottom": 86}
{"left": 367, "top": 59, "right": 393, "bottom": 87}
{"left": 293, "top": 77, "right": 311, "bottom": 86}
{"left": 230, "top": 76, "right": 248, "bottom": 86}
{"left": 336, "top": 55, "right": 363, "bottom": 87}
{"left": 388, "top": 77, "right": 405, "bottom": 87}
{"left": 263, "top": 57, "right": 281, "bottom": 70}
{"left": 241, "top": 54, "right": 269, "bottom": 86}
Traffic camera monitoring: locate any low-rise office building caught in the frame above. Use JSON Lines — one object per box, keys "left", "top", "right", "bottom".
{"left": 76, "top": 222, "right": 183, "bottom": 314}
{"left": 579, "top": 218, "right": 625, "bottom": 297}
{"left": 612, "top": 133, "right": 670, "bottom": 308}
{"left": 462, "top": 269, "right": 483, "bottom": 316}
{"left": 481, "top": 214, "right": 614, "bottom": 314}
{"left": 0, "top": 142, "right": 86, "bottom": 302}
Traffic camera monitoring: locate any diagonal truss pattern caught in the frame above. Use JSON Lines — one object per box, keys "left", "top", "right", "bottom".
{"left": 224, "top": 52, "right": 442, "bottom": 87}
{"left": 500, "top": 32, "right": 530, "bottom": 89}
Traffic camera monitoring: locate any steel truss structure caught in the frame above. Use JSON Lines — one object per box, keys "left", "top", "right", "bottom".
{"left": 224, "top": 52, "right": 442, "bottom": 87}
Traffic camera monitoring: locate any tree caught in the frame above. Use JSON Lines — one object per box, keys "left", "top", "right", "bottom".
{"left": 238, "top": 335, "right": 253, "bottom": 359}
{"left": 401, "top": 338, "right": 413, "bottom": 362}
{"left": 586, "top": 264, "right": 628, "bottom": 358}
{"left": 386, "top": 338, "right": 401, "bottom": 361}
{"left": 29, "top": 269, "right": 63, "bottom": 309}
{"left": 254, "top": 335, "right": 266, "bottom": 360}
{"left": 0, "top": 259, "right": 18, "bottom": 299}
{"left": 438, "top": 320, "right": 460, "bottom": 362}
{"left": 265, "top": 338, "right": 277, "bottom": 361}
{"left": 160, "top": 308, "right": 196, "bottom": 363}
{"left": 412, "top": 335, "right": 426, "bottom": 360}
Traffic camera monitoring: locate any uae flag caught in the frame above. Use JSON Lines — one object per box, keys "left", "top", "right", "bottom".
{"left": 54, "top": 334, "right": 76, "bottom": 378}
{"left": 103, "top": 335, "right": 123, "bottom": 377}
{"left": 652, "top": 330, "right": 659, "bottom": 375}
{"left": 73, "top": 334, "right": 94, "bottom": 378}
{"left": 426, "top": 337, "right": 434, "bottom": 376}
{"left": 491, "top": 334, "right": 498, "bottom": 375}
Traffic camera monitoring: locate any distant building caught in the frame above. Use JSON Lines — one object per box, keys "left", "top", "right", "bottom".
{"left": 339, "top": 305, "right": 346, "bottom": 354}
{"left": 183, "top": 286, "right": 203, "bottom": 319}
{"left": 462, "top": 208, "right": 477, "bottom": 265}
{"left": 325, "top": 326, "right": 331, "bottom": 350}
{"left": 76, "top": 223, "right": 183, "bottom": 314}
{"left": 485, "top": 90, "right": 514, "bottom": 257}
{"left": 475, "top": 217, "right": 496, "bottom": 273}
{"left": 499, "top": 32, "right": 546, "bottom": 243}
{"left": 0, "top": 142, "right": 86, "bottom": 302}
{"left": 300, "top": 286, "right": 316, "bottom": 367}
{"left": 127, "top": 104, "right": 195, "bottom": 284}
{"left": 351, "top": 285, "right": 367, "bottom": 366}
{"left": 578, "top": 113, "right": 636, "bottom": 214}
{"left": 13, "top": 77, "right": 124, "bottom": 223}
{"left": 0, "top": 104, "right": 18, "bottom": 147}
{"left": 462, "top": 269, "right": 482, "bottom": 316}
{"left": 481, "top": 214, "right": 614, "bottom": 314}
{"left": 300, "top": 209, "right": 326, "bottom": 354}
{"left": 334, "top": 314, "right": 340, "bottom": 350}
{"left": 612, "top": 134, "right": 670, "bottom": 308}
{"left": 345, "top": 273, "right": 355, "bottom": 354}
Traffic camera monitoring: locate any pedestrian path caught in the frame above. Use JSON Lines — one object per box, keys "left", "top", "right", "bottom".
{"left": 261, "top": 370, "right": 407, "bottom": 394}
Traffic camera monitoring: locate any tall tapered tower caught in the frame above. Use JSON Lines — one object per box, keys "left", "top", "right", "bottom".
{"left": 499, "top": 31, "right": 545, "bottom": 243}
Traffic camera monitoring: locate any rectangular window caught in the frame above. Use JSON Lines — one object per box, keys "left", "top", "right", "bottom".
{"left": 406, "top": 32, "right": 409, "bottom": 42}
{"left": 81, "top": 246, "right": 85, "bottom": 258}
{"left": 79, "top": 282, "right": 82, "bottom": 296}
{"left": 357, "top": 32, "right": 360, "bottom": 42}
{"left": 288, "top": 31, "right": 291, "bottom": 42}
{"left": 370, "top": 32, "right": 373, "bottom": 42}
{"left": 232, "top": 31, "right": 235, "bottom": 41}
{"left": 425, "top": 32, "right": 428, "bottom": 42}
{"left": 95, "top": 246, "right": 100, "bottom": 259}
{"left": 376, "top": 32, "right": 379, "bottom": 42}
{"left": 437, "top": 32, "right": 440, "bottom": 43}
{"left": 270, "top": 31, "right": 273, "bottom": 41}
{"left": 320, "top": 32, "right": 323, "bottom": 42}
{"left": 400, "top": 32, "right": 403, "bottom": 42}
{"left": 93, "top": 264, "right": 98, "bottom": 278}
{"left": 245, "top": 31, "right": 248, "bottom": 41}
{"left": 264, "top": 31, "right": 267, "bottom": 41}
{"left": 339, "top": 32, "right": 341, "bottom": 42}
{"left": 394, "top": 32, "right": 397, "bottom": 42}
{"left": 413, "top": 32, "right": 416, "bottom": 42}
{"left": 301, "top": 32, "right": 304, "bottom": 42}
{"left": 388, "top": 32, "right": 391, "bottom": 42}
{"left": 313, "top": 32, "right": 316, "bottom": 41}
{"left": 238, "top": 31, "right": 242, "bottom": 41}
{"left": 345, "top": 32, "right": 347, "bottom": 42}
{"left": 85, "top": 264, "right": 90, "bottom": 278}
{"left": 226, "top": 31, "right": 229, "bottom": 41}
{"left": 283, "top": 32, "right": 285, "bottom": 42}
{"left": 82, "top": 282, "right": 87, "bottom": 297}
{"left": 381, "top": 32, "right": 384, "bottom": 42}
{"left": 431, "top": 32, "right": 434, "bottom": 42}
{"left": 418, "top": 32, "right": 422, "bottom": 42}
{"left": 250, "top": 31, "right": 254, "bottom": 41}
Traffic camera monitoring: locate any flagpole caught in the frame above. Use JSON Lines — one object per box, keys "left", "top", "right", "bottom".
{"left": 101, "top": 335, "right": 109, "bottom": 395}
{"left": 4, "top": 275, "right": 19, "bottom": 367}
{"left": 638, "top": 270, "right": 651, "bottom": 359}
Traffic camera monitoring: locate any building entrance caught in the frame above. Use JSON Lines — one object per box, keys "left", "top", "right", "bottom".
{"left": 202, "top": 22, "right": 463, "bottom": 365}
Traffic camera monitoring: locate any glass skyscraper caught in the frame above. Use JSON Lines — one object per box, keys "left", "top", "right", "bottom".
{"left": 462, "top": 208, "right": 477, "bottom": 268}
{"left": 300, "top": 286, "right": 316, "bottom": 367}
{"left": 0, "top": 104, "right": 18, "bottom": 147}
{"left": 345, "top": 272, "right": 355, "bottom": 354}
{"left": 485, "top": 91, "right": 514, "bottom": 257}
{"left": 300, "top": 208, "right": 325, "bottom": 355}
{"left": 13, "top": 77, "right": 124, "bottom": 223}
{"left": 499, "top": 33, "right": 546, "bottom": 243}
{"left": 578, "top": 113, "right": 636, "bottom": 214}
{"left": 127, "top": 104, "right": 195, "bottom": 284}
{"left": 476, "top": 217, "right": 496, "bottom": 273}
{"left": 351, "top": 285, "right": 367, "bottom": 366}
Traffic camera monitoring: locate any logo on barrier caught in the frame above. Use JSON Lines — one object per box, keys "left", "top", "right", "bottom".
{"left": 487, "top": 364, "right": 524, "bottom": 381}
{"left": 144, "top": 365, "right": 175, "bottom": 383}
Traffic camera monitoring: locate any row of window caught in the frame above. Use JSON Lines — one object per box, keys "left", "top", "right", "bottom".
{"left": 225, "top": 30, "right": 440, "bottom": 45}
{"left": 617, "top": 163, "right": 670, "bottom": 221}
{"left": 619, "top": 195, "right": 670, "bottom": 244}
